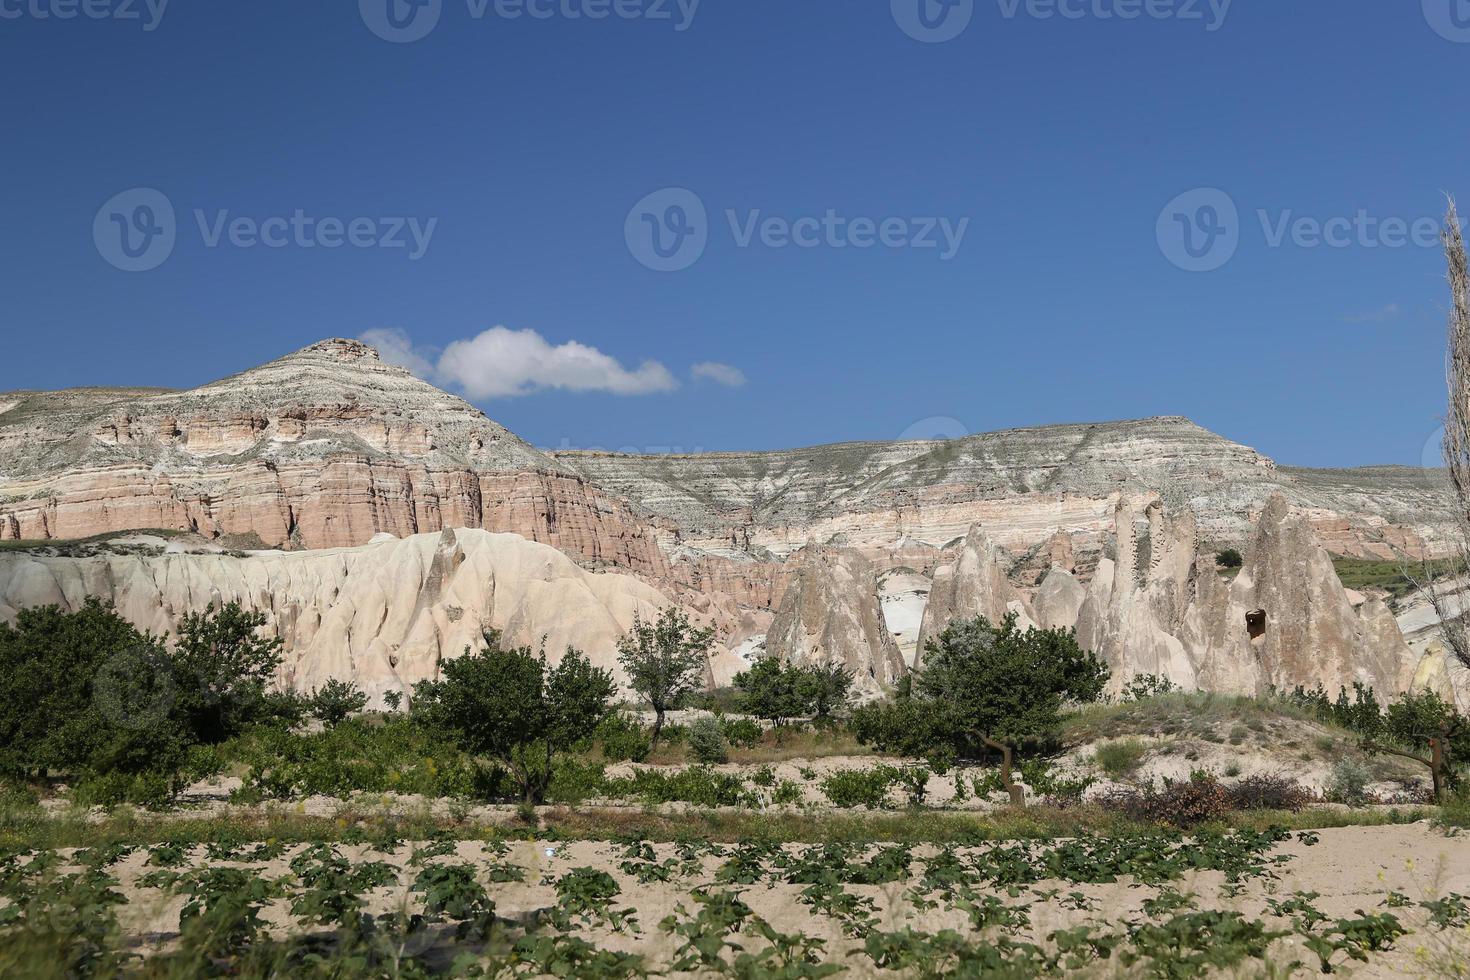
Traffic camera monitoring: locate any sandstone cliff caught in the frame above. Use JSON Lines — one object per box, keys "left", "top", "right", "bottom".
{"left": 0, "top": 529, "right": 667, "bottom": 707}
{"left": 0, "top": 341, "right": 668, "bottom": 580}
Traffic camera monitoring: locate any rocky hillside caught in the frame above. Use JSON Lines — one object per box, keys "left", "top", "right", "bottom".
{"left": 0, "top": 340, "right": 668, "bottom": 576}
{"left": 555, "top": 418, "right": 1456, "bottom": 562}
{"left": 0, "top": 338, "right": 1460, "bottom": 703}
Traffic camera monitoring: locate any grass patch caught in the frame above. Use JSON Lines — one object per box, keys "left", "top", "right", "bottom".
{"left": 1332, "top": 556, "right": 1458, "bottom": 601}
{"left": 1093, "top": 739, "right": 1149, "bottom": 779}
{"left": 1064, "top": 691, "right": 1331, "bottom": 744}
{"left": 643, "top": 725, "right": 875, "bottom": 766}
{"left": 0, "top": 799, "right": 1439, "bottom": 852}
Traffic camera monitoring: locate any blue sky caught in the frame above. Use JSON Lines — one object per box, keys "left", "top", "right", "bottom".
{"left": 1, "top": 1, "right": 1466, "bottom": 467}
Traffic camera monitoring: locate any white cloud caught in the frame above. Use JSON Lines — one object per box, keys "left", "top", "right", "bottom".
{"left": 1342, "top": 304, "right": 1400, "bottom": 324}
{"left": 691, "top": 362, "right": 747, "bottom": 388}
{"left": 361, "top": 326, "right": 679, "bottom": 400}
{"left": 360, "top": 327, "right": 436, "bottom": 378}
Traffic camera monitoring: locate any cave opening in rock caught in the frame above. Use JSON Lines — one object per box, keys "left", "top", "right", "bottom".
{"left": 1246, "top": 609, "right": 1267, "bottom": 640}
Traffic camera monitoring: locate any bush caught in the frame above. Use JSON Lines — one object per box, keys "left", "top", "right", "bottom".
{"left": 1094, "top": 739, "right": 1148, "bottom": 779}
{"left": 71, "top": 769, "right": 179, "bottom": 809}
{"left": 547, "top": 758, "right": 609, "bottom": 804}
{"left": 591, "top": 713, "right": 651, "bottom": 763}
{"left": 1099, "top": 770, "right": 1232, "bottom": 827}
{"left": 820, "top": 767, "right": 898, "bottom": 809}
{"left": 1227, "top": 773, "right": 1315, "bottom": 812}
{"left": 235, "top": 716, "right": 479, "bottom": 801}
{"left": 1328, "top": 758, "right": 1373, "bottom": 806}
{"left": 720, "top": 717, "right": 763, "bottom": 749}
{"left": 1099, "top": 770, "right": 1313, "bottom": 827}
{"left": 1019, "top": 759, "right": 1098, "bottom": 804}
{"left": 307, "top": 679, "right": 368, "bottom": 727}
{"left": 687, "top": 717, "right": 730, "bottom": 765}
{"left": 1120, "top": 674, "right": 1178, "bottom": 702}
{"left": 604, "top": 766, "right": 753, "bottom": 807}
{"left": 1216, "top": 548, "right": 1243, "bottom": 569}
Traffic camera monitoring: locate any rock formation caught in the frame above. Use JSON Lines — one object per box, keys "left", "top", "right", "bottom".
{"left": 0, "top": 341, "right": 668, "bottom": 579}
{"left": 1074, "top": 498, "right": 1199, "bottom": 690}
{"left": 762, "top": 546, "right": 906, "bottom": 693}
{"left": 1061, "top": 493, "right": 1421, "bottom": 698}
{"left": 1179, "top": 495, "right": 1419, "bottom": 697}
{"left": 0, "top": 339, "right": 1448, "bottom": 704}
{"left": 0, "top": 529, "right": 667, "bottom": 707}
{"left": 915, "top": 525, "right": 1035, "bottom": 663}
{"left": 1033, "top": 567, "right": 1087, "bottom": 632}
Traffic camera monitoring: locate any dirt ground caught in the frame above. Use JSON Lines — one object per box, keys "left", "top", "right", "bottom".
{"left": 44, "top": 822, "right": 1470, "bottom": 977}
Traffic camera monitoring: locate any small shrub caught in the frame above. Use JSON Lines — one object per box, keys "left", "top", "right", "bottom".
{"left": 604, "top": 767, "right": 753, "bottom": 807}
{"left": 720, "top": 717, "right": 763, "bottom": 749}
{"left": 1100, "top": 771, "right": 1231, "bottom": 828}
{"left": 821, "top": 767, "right": 898, "bottom": 809}
{"left": 1228, "top": 773, "right": 1314, "bottom": 812}
{"left": 1328, "top": 758, "right": 1372, "bottom": 807}
{"left": 688, "top": 717, "right": 730, "bottom": 765}
{"left": 307, "top": 679, "right": 368, "bottom": 726}
{"left": 548, "top": 758, "right": 609, "bottom": 804}
{"left": 1100, "top": 770, "right": 1312, "bottom": 826}
{"left": 1216, "top": 548, "right": 1244, "bottom": 569}
{"left": 1120, "top": 674, "right": 1178, "bottom": 702}
{"left": 594, "top": 713, "right": 652, "bottom": 763}
{"left": 1094, "top": 739, "right": 1148, "bottom": 780}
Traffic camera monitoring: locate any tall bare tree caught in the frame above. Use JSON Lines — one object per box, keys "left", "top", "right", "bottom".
{"left": 1419, "top": 199, "right": 1470, "bottom": 670}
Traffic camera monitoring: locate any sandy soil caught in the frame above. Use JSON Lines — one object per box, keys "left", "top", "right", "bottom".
{"left": 29, "top": 822, "right": 1470, "bottom": 977}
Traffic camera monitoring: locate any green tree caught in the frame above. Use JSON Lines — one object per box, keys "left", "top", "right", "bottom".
{"left": 733, "top": 658, "right": 813, "bottom": 727}
{"left": 798, "top": 661, "right": 856, "bottom": 722}
{"left": 170, "top": 602, "right": 284, "bottom": 744}
{"left": 853, "top": 614, "right": 1108, "bottom": 807}
{"left": 307, "top": 679, "right": 368, "bottom": 727}
{"left": 413, "top": 632, "right": 616, "bottom": 804}
{"left": 1364, "top": 691, "right": 1469, "bottom": 802}
{"left": 617, "top": 608, "right": 714, "bottom": 747}
{"left": 1215, "top": 548, "right": 1244, "bottom": 569}
{"left": 0, "top": 598, "right": 174, "bottom": 780}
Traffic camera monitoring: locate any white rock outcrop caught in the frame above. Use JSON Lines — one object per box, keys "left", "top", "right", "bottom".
{"left": 0, "top": 529, "right": 668, "bottom": 707}
{"left": 915, "top": 525, "right": 1036, "bottom": 664}
{"left": 763, "top": 546, "right": 907, "bottom": 694}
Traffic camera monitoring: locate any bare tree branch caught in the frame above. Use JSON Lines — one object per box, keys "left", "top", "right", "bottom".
{"left": 1430, "top": 198, "right": 1470, "bottom": 670}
